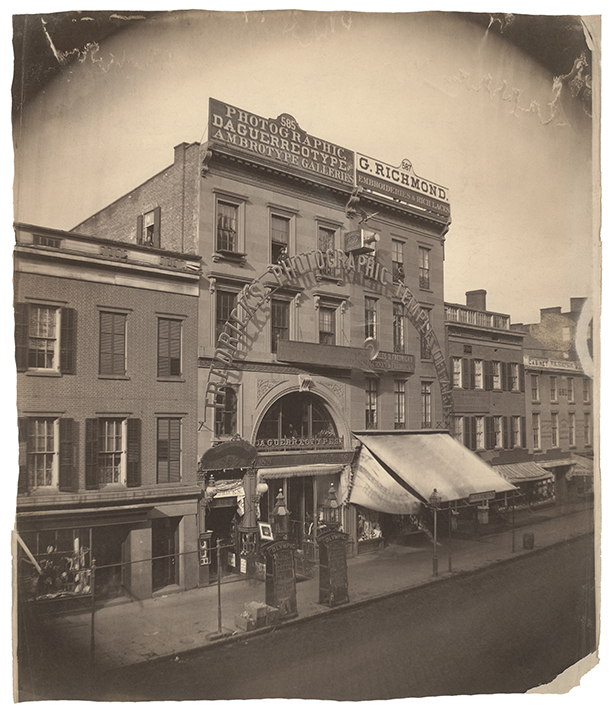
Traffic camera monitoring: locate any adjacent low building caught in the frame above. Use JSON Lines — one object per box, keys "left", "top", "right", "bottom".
{"left": 14, "top": 223, "right": 202, "bottom": 601}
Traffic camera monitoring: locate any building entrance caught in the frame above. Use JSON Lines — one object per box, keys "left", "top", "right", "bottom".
{"left": 152, "top": 517, "right": 179, "bottom": 591}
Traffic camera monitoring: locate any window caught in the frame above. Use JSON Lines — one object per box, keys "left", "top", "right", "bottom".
{"left": 15, "top": 303, "right": 77, "bottom": 374}
{"left": 530, "top": 374, "right": 539, "bottom": 401}
{"left": 319, "top": 305, "right": 336, "bottom": 345}
{"left": 511, "top": 416, "right": 521, "bottom": 447}
{"left": 421, "top": 382, "right": 432, "bottom": 428}
{"left": 99, "top": 312, "right": 126, "bottom": 376}
{"left": 453, "top": 416, "right": 463, "bottom": 443}
{"left": 215, "top": 387, "right": 237, "bottom": 437}
{"left": 420, "top": 308, "right": 432, "bottom": 360}
{"left": 157, "top": 418, "right": 181, "bottom": 484}
{"left": 271, "top": 214, "right": 290, "bottom": 264}
{"left": 451, "top": 357, "right": 462, "bottom": 388}
{"left": 365, "top": 379, "right": 378, "bottom": 429}
{"left": 393, "top": 303, "right": 405, "bottom": 353}
{"left": 392, "top": 240, "right": 405, "bottom": 281}
{"left": 137, "top": 207, "right": 161, "bottom": 247}
{"left": 551, "top": 413, "right": 559, "bottom": 447}
{"left": 568, "top": 413, "right": 576, "bottom": 447}
{"left": 493, "top": 416, "right": 502, "bottom": 448}
{"left": 255, "top": 392, "right": 340, "bottom": 451}
{"left": 317, "top": 226, "right": 336, "bottom": 277}
{"left": 365, "top": 297, "right": 378, "bottom": 340}
{"left": 473, "top": 359, "right": 484, "bottom": 389}
{"left": 509, "top": 363, "right": 520, "bottom": 391}
{"left": 216, "top": 200, "right": 239, "bottom": 252}
{"left": 583, "top": 378, "right": 590, "bottom": 403}
{"left": 271, "top": 298, "right": 290, "bottom": 353}
{"left": 394, "top": 380, "right": 406, "bottom": 429}
{"left": 567, "top": 377, "right": 575, "bottom": 403}
{"left": 532, "top": 413, "right": 541, "bottom": 450}
{"left": 550, "top": 376, "right": 557, "bottom": 402}
{"left": 85, "top": 418, "right": 141, "bottom": 489}
{"left": 216, "top": 289, "right": 238, "bottom": 340}
{"left": 475, "top": 416, "right": 485, "bottom": 449}
{"left": 26, "top": 418, "right": 57, "bottom": 488}
{"left": 584, "top": 413, "right": 591, "bottom": 445}
{"left": 492, "top": 361, "right": 502, "bottom": 390}
{"left": 418, "top": 247, "right": 430, "bottom": 289}
{"left": 157, "top": 318, "right": 182, "bottom": 377}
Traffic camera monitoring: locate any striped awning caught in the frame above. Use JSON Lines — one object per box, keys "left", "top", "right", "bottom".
{"left": 493, "top": 462, "right": 554, "bottom": 484}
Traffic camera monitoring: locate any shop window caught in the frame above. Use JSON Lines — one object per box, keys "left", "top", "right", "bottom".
{"left": 137, "top": 207, "right": 161, "bottom": 247}
{"left": 99, "top": 311, "right": 127, "bottom": 376}
{"left": 255, "top": 392, "right": 340, "bottom": 451}
{"left": 85, "top": 417, "right": 141, "bottom": 488}
{"left": 214, "top": 387, "right": 237, "bottom": 438}
{"left": 157, "top": 418, "right": 181, "bottom": 483}
{"left": 18, "top": 528, "right": 93, "bottom": 600}
{"left": 357, "top": 508, "right": 383, "bottom": 543}
{"left": 157, "top": 317, "right": 182, "bottom": 377}
{"left": 14, "top": 303, "right": 77, "bottom": 374}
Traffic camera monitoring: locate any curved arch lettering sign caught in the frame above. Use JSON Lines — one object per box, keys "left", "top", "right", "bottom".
{"left": 203, "top": 252, "right": 453, "bottom": 428}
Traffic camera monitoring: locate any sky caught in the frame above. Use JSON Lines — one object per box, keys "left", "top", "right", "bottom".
{"left": 4, "top": 2, "right": 611, "bottom": 711}
{"left": 11, "top": 7, "right": 599, "bottom": 325}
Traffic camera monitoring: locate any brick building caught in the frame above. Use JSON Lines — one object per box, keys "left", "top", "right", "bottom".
{"left": 516, "top": 298, "right": 595, "bottom": 505}
{"left": 70, "top": 98, "right": 514, "bottom": 574}
{"left": 15, "top": 223, "right": 202, "bottom": 600}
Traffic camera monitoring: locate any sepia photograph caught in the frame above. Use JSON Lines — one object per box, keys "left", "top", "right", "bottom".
{"left": 9, "top": 2, "right": 606, "bottom": 706}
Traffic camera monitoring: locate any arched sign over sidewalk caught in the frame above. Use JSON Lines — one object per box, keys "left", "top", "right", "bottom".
{"left": 203, "top": 246, "right": 453, "bottom": 430}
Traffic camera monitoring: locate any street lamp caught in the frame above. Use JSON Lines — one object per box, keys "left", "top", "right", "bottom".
{"left": 272, "top": 489, "right": 290, "bottom": 539}
{"left": 322, "top": 482, "right": 341, "bottom": 531}
{"left": 252, "top": 479, "right": 269, "bottom": 520}
{"left": 428, "top": 488, "right": 441, "bottom": 577}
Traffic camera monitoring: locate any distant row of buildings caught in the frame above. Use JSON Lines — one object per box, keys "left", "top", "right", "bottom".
{"left": 15, "top": 99, "right": 594, "bottom": 603}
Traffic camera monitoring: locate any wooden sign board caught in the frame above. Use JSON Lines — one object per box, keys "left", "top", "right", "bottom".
{"left": 264, "top": 540, "right": 298, "bottom": 619}
{"left": 318, "top": 530, "right": 349, "bottom": 607}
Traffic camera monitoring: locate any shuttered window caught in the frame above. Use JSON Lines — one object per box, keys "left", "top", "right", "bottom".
{"left": 158, "top": 318, "right": 182, "bottom": 377}
{"left": 99, "top": 312, "right": 126, "bottom": 375}
{"left": 15, "top": 304, "right": 77, "bottom": 374}
{"left": 157, "top": 418, "right": 181, "bottom": 483}
{"left": 85, "top": 417, "right": 141, "bottom": 489}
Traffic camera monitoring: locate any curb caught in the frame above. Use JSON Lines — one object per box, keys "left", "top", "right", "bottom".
{"left": 100, "top": 530, "right": 594, "bottom": 677}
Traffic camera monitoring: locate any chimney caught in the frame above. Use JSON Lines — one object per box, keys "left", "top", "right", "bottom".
{"left": 174, "top": 142, "right": 189, "bottom": 166}
{"left": 540, "top": 306, "right": 561, "bottom": 320}
{"left": 466, "top": 290, "right": 487, "bottom": 311}
{"left": 569, "top": 297, "right": 587, "bottom": 314}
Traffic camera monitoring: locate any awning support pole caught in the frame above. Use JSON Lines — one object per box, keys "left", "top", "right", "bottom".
{"left": 448, "top": 505, "right": 453, "bottom": 573}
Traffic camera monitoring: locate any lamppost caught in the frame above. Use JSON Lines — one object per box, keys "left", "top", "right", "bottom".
{"left": 272, "top": 489, "right": 290, "bottom": 540}
{"left": 252, "top": 479, "right": 269, "bottom": 520}
{"left": 322, "top": 482, "right": 341, "bottom": 531}
{"left": 428, "top": 488, "right": 441, "bottom": 577}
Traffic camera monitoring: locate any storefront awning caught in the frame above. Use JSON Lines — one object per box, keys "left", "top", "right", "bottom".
{"left": 348, "top": 446, "right": 423, "bottom": 514}
{"left": 570, "top": 454, "right": 594, "bottom": 477}
{"left": 352, "top": 431, "right": 517, "bottom": 505}
{"left": 493, "top": 462, "right": 554, "bottom": 484}
{"left": 257, "top": 463, "right": 345, "bottom": 482}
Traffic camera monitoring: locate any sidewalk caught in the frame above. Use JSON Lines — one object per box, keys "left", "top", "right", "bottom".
{"left": 32, "top": 503, "right": 596, "bottom": 674}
